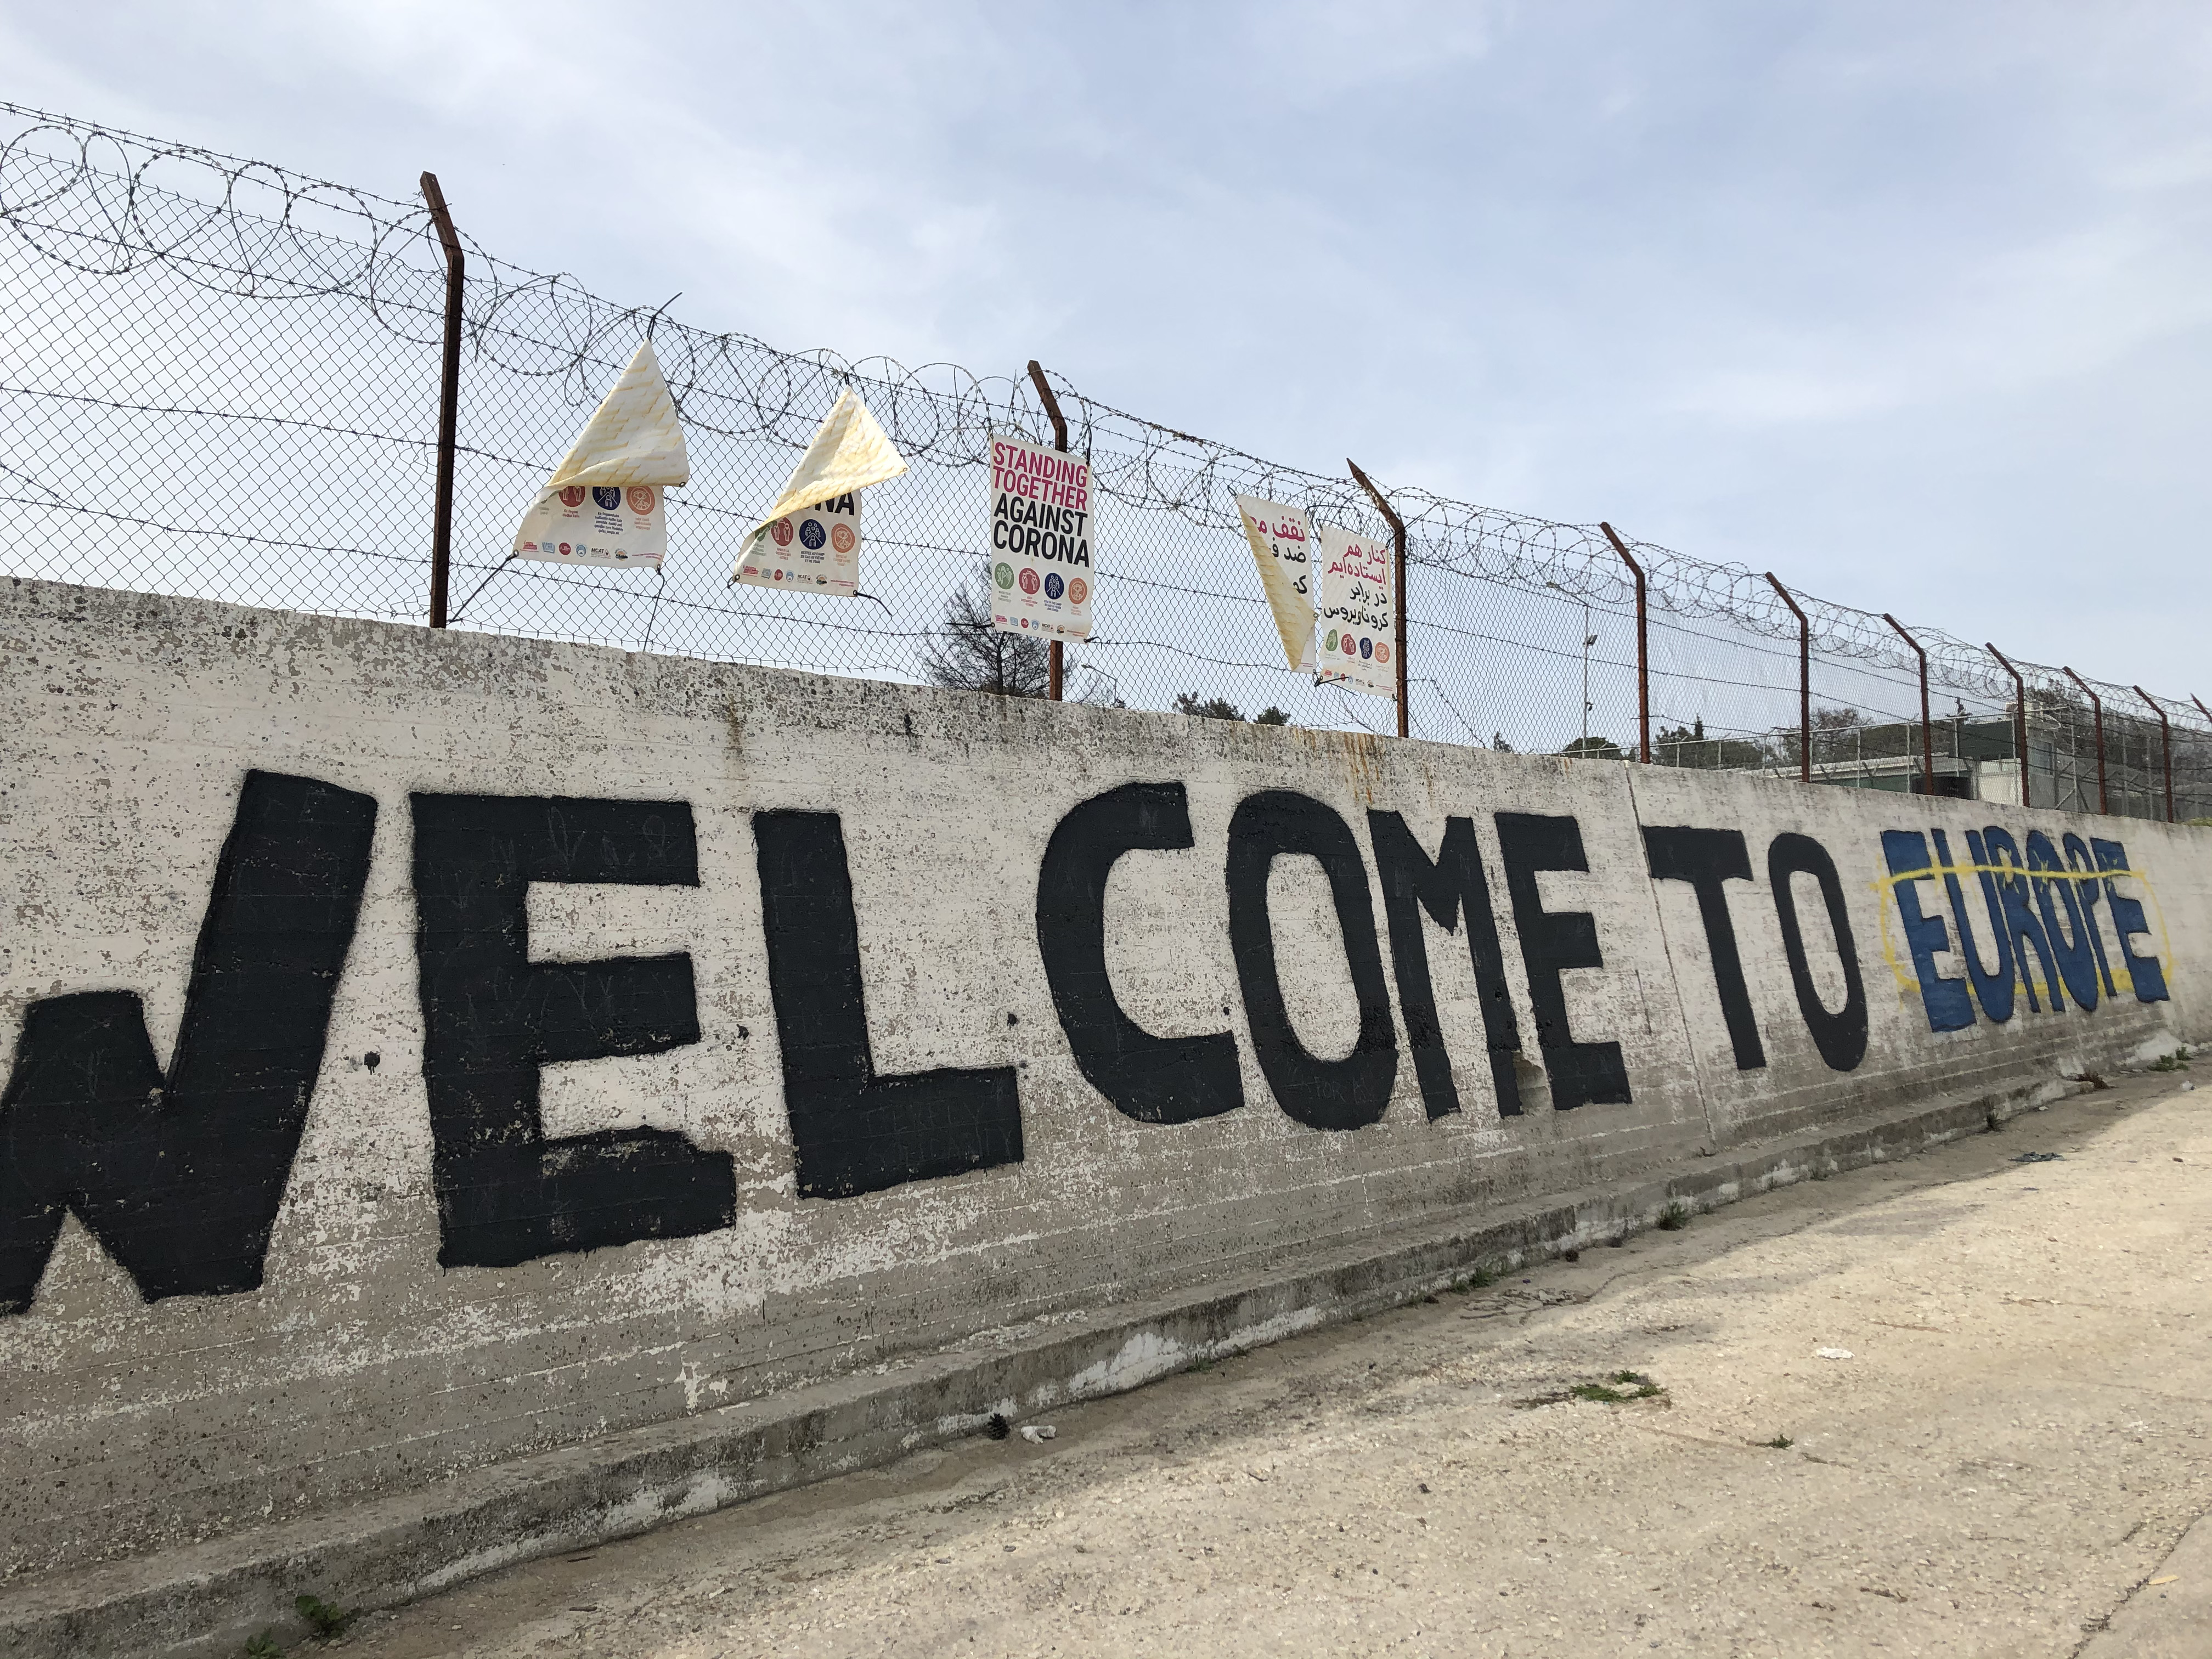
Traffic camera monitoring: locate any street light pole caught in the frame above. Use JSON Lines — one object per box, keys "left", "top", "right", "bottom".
{"left": 1548, "top": 582, "right": 1596, "bottom": 753}
{"left": 1577, "top": 600, "right": 1592, "bottom": 750}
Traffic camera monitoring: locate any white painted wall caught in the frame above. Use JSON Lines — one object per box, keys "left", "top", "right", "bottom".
{"left": 1, "top": 578, "right": 2202, "bottom": 1579}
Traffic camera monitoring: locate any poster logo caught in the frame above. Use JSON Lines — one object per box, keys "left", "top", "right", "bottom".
{"left": 1068, "top": 577, "right": 1088, "bottom": 606}
{"left": 830, "top": 523, "right": 856, "bottom": 554}
{"left": 592, "top": 487, "right": 622, "bottom": 511}
{"left": 771, "top": 518, "right": 795, "bottom": 548}
{"left": 1019, "top": 568, "right": 1041, "bottom": 595}
{"left": 627, "top": 486, "right": 656, "bottom": 515}
{"left": 559, "top": 486, "right": 586, "bottom": 508}
{"left": 994, "top": 562, "right": 1016, "bottom": 590}
{"left": 1359, "top": 637, "right": 1374, "bottom": 659}
{"left": 1374, "top": 642, "right": 1389, "bottom": 664}
{"left": 1043, "top": 572, "right": 1064, "bottom": 600}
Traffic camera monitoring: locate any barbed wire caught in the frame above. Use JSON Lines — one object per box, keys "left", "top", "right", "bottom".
{"left": 0, "top": 97, "right": 2197, "bottom": 810}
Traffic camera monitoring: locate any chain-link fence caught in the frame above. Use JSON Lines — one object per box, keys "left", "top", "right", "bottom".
{"left": 2, "top": 102, "right": 2204, "bottom": 822}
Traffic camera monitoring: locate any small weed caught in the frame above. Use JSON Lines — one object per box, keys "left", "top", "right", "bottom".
{"left": 1759, "top": 1434, "right": 1795, "bottom": 1449}
{"left": 1187, "top": 1356, "right": 1216, "bottom": 1375}
{"left": 244, "top": 1636, "right": 283, "bottom": 1659}
{"left": 1657, "top": 1200, "right": 1692, "bottom": 1232}
{"left": 295, "top": 1595, "right": 355, "bottom": 1640}
{"left": 2149, "top": 1048, "right": 2191, "bottom": 1073}
{"left": 1569, "top": 1370, "right": 1665, "bottom": 1403}
{"left": 1521, "top": 1370, "right": 1667, "bottom": 1408}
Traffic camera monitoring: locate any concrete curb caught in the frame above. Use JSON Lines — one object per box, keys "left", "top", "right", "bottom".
{"left": 0, "top": 1073, "right": 2068, "bottom": 1658}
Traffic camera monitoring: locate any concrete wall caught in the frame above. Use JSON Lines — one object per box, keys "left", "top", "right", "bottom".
{"left": 2, "top": 575, "right": 2204, "bottom": 1587}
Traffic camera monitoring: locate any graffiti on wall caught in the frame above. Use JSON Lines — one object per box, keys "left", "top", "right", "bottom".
{"left": 1880, "top": 827, "right": 2169, "bottom": 1032}
{"left": 0, "top": 773, "right": 2170, "bottom": 1313}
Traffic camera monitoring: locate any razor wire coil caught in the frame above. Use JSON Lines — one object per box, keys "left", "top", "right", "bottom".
{"left": 0, "top": 99, "right": 2202, "bottom": 822}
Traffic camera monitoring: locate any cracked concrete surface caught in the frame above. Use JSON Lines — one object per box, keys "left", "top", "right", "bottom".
{"left": 331, "top": 1074, "right": 2210, "bottom": 1659}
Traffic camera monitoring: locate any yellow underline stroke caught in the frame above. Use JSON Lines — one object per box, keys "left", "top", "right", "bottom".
{"left": 1871, "top": 860, "right": 2172, "bottom": 1003}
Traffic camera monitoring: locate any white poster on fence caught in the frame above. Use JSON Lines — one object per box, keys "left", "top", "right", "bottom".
{"left": 513, "top": 340, "right": 687, "bottom": 569}
{"left": 734, "top": 390, "right": 905, "bottom": 597}
{"left": 987, "top": 432, "right": 1093, "bottom": 642}
{"left": 1314, "top": 523, "right": 1395, "bottom": 698}
{"left": 735, "top": 493, "right": 861, "bottom": 595}
{"left": 1234, "top": 494, "right": 1317, "bottom": 672}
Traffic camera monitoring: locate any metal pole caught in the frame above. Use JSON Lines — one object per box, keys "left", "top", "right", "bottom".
{"left": 1347, "top": 459, "right": 1409, "bottom": 740}
{"left": 1765, "top": 573, "right": 1810, "bottom": 783}
{"left": 1599, "top": 523, "right": 1649, "bottom": 762}
{"left": 2192, "top": 696, "right": 2212, "bottom": 822}
{"left": 2133, "top": 686, "right": 2173, "bottom": 822}
{"left": 1882, "top": 614, "right": 1933, "bottom": 795}
{"left": 1025, "top": 360, "right": 1068, "bottom": 702}
{"left": 420, "top": 172, "right": 464, "bottom": 630}
{"left": 1580, "top": 600, "right": 1592, "bottom": 752}
{"left": 2062, "top": 667, "right": 2107, "bottom": 814}
{"left": 1986, "top": 645, "right": 2030, "bottom": 809}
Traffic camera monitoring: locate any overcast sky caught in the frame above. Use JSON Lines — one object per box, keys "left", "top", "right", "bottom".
{"left": 6, "top": 1, "right": 2208, "bottom": 690}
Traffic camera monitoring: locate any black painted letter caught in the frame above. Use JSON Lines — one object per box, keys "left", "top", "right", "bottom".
{"left": 1643, "top": 826, "right": 1767, "bottom": 1070}
{"left": 412, "top": 794, "right": 733, "bottom": 1269}
{"left": 1367, "top": 812, "right": 1525, "bottom": 1118}
{"left": 1767, "top": 832, "right": 1867, "bottom": 1071}
{"left": 1226, "top": 792, "right": 1398, "bottom": 1131}
{"left": 1037, "top": 782, "right": 1243, "bottom": 1125}
{"left": 0, "top": 771, "right": 375, "bottom": 1312}
{"left": 1493, "top": 813, "right": 1630, "bottom": 1110}
{"left": 755, "top": 810, "right": 1023, "bottom": 1197}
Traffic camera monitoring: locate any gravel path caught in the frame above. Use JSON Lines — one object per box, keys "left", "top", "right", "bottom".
{"left": 336, "top": 1073, "right": 2211, "bottom": 1659}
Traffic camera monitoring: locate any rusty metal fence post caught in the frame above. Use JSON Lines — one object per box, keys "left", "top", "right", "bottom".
{"left": 2134, "top": 686, "right": 2173, "bottom": 821}
{"left": 1025, "top": 360, "right": 1069, "bottom": 702}
{"left": 2061, "top": 668, "right": 2108, "bottom": 814}
{"left": 1882, "top": 614, "right": 1933, "bottom": 794}
{"left": 1599, "top": 523, "right": 1649, "bottom": 762}
{"left": 2196, "top": 698, "right": 2212, "bottom": 814}
{"left": 1986, "top": 645, "right": 2030, "bottom": 808}
{"left": 1347, "top": 459, "right": 1409, "bottom": 740}
{"left": 2195, "top": 698, "right": 2212, "bottom": 821}
{"left": 1765, "top": 572, "right": 1809, "bottom": 782}
{"left": 419, "top": 172, "right": 464, "bottom": 631}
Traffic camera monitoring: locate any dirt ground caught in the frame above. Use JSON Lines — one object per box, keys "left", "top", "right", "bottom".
{"left": 335, "top": 1073, "right": 2211, "bottom": 1659}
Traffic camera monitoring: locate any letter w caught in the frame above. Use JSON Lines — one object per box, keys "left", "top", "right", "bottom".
{"left": 0, "top": 772, "right": 376, "bottom": 1313}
